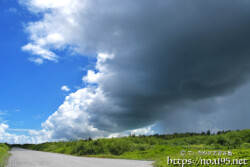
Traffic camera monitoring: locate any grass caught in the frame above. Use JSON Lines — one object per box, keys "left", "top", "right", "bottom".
{"left": 14, "top": 129, "right": 250, "bottom": 166}
{"left": 0, "top": 144, "right": 10, "bottom": 167}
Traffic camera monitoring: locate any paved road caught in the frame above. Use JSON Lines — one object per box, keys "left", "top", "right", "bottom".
{"left": 7, "top": 147, "right": 153, "bottom": 167}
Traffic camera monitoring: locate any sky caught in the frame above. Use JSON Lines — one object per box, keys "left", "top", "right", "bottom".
{"left": 0, "top": 0, "right": 250, "bottom": 144}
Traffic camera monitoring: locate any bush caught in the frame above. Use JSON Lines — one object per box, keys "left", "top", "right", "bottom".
{"left": 241, "top": 143, "right": 250, "bottom": 149}
{"left": 0, "top": 144, "right": 9, "bottom": 167}
{"left": 216, "top": 136, "right": 229, "bottom": 146}
{"left": 206, "top": 137, "right": 216, "bottom": 145}
{"left": 134, "top": 144, "right": 150, "bottom": 151}
{"left": 108, "top": 139, "right": 133, "bottom": 155}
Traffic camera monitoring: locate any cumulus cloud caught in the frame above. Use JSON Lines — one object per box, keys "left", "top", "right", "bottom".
{"left": 61, "top": 85, "right": 70, "bottom": 92}
{"left": 0, "top": 123, "right": 48, "bottom": 144}
{"left": 42, "top": 85, "right": 120, "bottom": 139}
{"left": 20, "top": 0, "right": 83, "bottom": 63}
{"left": 83, "top": 70, "right": 101, "bottom": 84}
{"left": 21, "top": 0, "right": 250, "bottom": 140}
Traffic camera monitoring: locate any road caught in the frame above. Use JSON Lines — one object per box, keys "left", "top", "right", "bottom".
{"left": 7, "top": 147, "right": 153, "bottom": 167}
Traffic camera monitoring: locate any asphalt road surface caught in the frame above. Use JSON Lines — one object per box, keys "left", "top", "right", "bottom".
{"left": 7, "top": 147, "right": 153, "bottom": 167}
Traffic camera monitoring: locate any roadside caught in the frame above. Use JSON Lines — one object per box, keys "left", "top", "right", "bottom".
{"left": 0, "top": 144, "right": 10, "bottom": 167}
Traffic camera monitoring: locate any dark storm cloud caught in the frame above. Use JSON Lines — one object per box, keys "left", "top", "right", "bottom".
{"left": 86, "top": 0, "right": 250, "bottom": 131}
{"left": 25, "top": 0, "right": 250, "bottom": 139}
{"left": 158, "top": 83, "right": 250, "bottom": 133}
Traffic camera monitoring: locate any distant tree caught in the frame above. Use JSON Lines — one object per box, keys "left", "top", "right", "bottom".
{"left": 154, "top": 134, "right": 159, "bottom": 137}
{"left": 207, "top": 130, "right": 211, "bottom": 135}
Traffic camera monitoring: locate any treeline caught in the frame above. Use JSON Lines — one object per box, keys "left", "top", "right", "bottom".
{"left": 16, "top": 129, "right": 250, "bottom": 156}
{"left": 0, "top": 143, "right": 10, "bottom": 167}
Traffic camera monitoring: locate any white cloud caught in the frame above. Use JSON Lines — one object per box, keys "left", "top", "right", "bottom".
{"left": 108, "top": 125, "right": 155, "bottom": 138}
{"left": 0, "top": 123, "right": 8, "bottom": 133}
{"left": 20, "top": 0, "right": 84, "bottom": 63}
{"left": 21, "top": 0, "right": 80, "bottom": 12}
{"left": 0, "top": 123, "right": 48, "bottom": 144}
{"left": 130, "top": 126, "right": 155, "bottom": 136}
{"left": 61, "top": 85, "right": 70, "bottom": 92}
{"left": 42, "top": 86, "right": 114, "bottom": 140}
{"left": 22, "top": 44, "right": 58, "bottom": 64}
{"left": 82, "top": 70, "right": 100, "bottom": 84}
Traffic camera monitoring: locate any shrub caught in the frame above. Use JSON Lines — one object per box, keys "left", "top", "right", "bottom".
{"left": 0, "top": 144, "right": 9, "bottom": 167}
{"left": 108, "top": 139, "right": 133, "bottom": 155}
{"left": 241, "top": 143, "right": 250, "bottom": 149}
{"left": 216, "top": 136, "right": 229, "bottom": 146}
{"left": 206, "top": 137, "right": 216, "bottom": 145}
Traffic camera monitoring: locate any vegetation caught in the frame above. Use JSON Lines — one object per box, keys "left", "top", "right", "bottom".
{"left": 0, "top": 143, "right": 10, "bottom": 167}
{"left": 16, "top": 129, "right": 250, "bottom": 167}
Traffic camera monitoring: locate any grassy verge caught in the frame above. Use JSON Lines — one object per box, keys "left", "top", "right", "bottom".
{"left": 0, "top": 144, "right": 10, "bottom": 167}
{"left": 17, "top": 129, "right": 250, "bottom": 166}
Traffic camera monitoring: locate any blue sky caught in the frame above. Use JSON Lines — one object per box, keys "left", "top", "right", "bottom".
{"left": 1, "top": 0, "right": 250, "bottom": 143}
{"left": 0, "top": 0, "right": 91, "bottom": 133}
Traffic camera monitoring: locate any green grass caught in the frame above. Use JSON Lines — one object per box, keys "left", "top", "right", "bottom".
{"left": 0, "top": 143, "right": 10, "bottom": 167}
{"left": 16, "top": 129, "right": 250, "bottom": 167}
